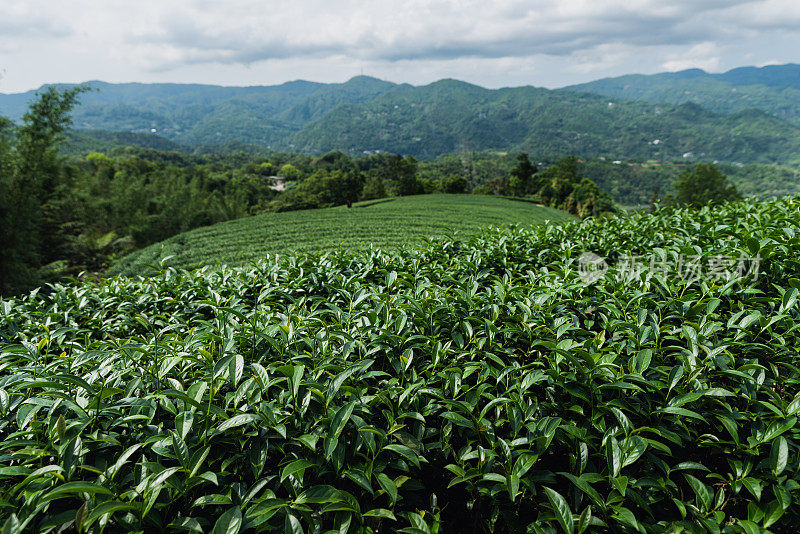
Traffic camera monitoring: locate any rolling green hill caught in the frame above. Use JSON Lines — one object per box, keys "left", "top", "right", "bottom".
{"left": 567, "top": 63, "right": 800, "bottom": 126}
{"left": 4, "top": 72, "right": 800, "bottom": 165}
{"left": 110, "top": 194, "right": 570, "bottom": 276}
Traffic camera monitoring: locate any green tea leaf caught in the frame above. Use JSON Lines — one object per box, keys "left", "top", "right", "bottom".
{"left": 544, "top": 487, "right": 574, "bottom": 534}
{"left": 217, "top": 413, "right": 260, "bottom": 431}
{"left": 375, "top": 473, "right": 398, "bottom": 505}
{"left": 384, "top": 444, "right": 420, "bottom": 468}
{"left": 364, "top": 508, "right": 396, "bottom": 520}
{"left": 684, "top": 474, "right": 712, "bottom": 511}
{"left": 770, "top": 436, "right": 788, "bottom": 475}
{"left": 41, "top": 482, "right": 113, "bottom": 503}
{"left": 211, "top": 507, "right": 242, "bottom": 534}
{"left": 280, "top": 459, "right": 315, "bottom": 482}
{"left": 330, "top": 401, "right": 356, "bottom": 440}
{"left": 285, "top": 513, "right": 304, "bottom": 534}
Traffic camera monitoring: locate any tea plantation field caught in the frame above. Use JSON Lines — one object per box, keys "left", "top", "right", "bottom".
{"left": 2, "top": 197, "right": 800, "bottom": 532}
{"left": 109, "top": 194, "right": 570, "bottom": 277}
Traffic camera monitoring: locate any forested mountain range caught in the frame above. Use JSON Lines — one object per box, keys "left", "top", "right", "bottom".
{"left": 568, "top": 63, "right": 800, "bottom": 126}
{"left": 2, "top": 64, "right": 800, "bottom": 165}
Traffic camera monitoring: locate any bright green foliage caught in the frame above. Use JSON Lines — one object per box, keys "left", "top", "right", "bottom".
{"left": 110, "top": 195, "right": 570, "bottom": 276}
{"left": 279, "top": 164, "right": 303, "bottom": 182}
{"left": 2, "top": 196, "right": 800, "bottom": 532}
{"left": 535, "top": 157, "right": 616, "bottom": 218}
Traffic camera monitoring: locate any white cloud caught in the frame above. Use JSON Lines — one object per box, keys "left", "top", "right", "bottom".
{"left": 0, "top": 0, "right": 797, "bottom": 92}
{"left": 720, "top": 0, "right": 800, "bottom": 30}
{"left": 120, "top": 0, "right": 749, "bottom": 67}
{"left": 662, "top": 42, "right": 723, "bottom": 72}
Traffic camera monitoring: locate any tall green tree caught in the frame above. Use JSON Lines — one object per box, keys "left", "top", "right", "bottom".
{"left": 0, "top": 87, "right": 86, "bottom": 295}
{"left": 273, "top": 169, "right": 366, "bottom": 211}
{"left": 385, "top": 154, "right": 422, "bottom": 196}
{"left": 673, "top": 163, "right": 742, "bottom": 208}
{"left": 360, "top": 172, "right": 387, "bottom": 200}
{"left": 442, "top": 174, "right": 468, "bottom": 194}
{"left": 508, "top": 153, "right": 537, "bottom": 196}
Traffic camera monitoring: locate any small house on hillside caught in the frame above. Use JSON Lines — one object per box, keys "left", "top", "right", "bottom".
{"left": 268, "top": 177, "right": 286, "bottom": 191}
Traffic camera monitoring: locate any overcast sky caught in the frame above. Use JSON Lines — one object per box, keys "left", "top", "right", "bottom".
{"left": 1, "top": 0, "right": 799, "bottom": 93}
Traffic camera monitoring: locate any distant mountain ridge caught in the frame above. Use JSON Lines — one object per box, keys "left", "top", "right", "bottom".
{"left": 0, "top": 76, "right": 394, "bottom": 146}
{"left": 2, "top": 65, "right": 800, "bottom": 165}
{"left": 567, "top": 63, "right": 800, "bottom": 126}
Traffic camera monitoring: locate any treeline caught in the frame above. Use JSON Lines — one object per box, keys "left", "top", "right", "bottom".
{"left": 474, "top": 154, "right": 615, "bottom": 218}
{"left": 582, "top": 160, "right": 799, "bottom": 206}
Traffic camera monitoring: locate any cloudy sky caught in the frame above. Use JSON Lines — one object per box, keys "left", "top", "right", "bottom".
{"left": 1, "top": 0, "right": 799, "bottom": 93}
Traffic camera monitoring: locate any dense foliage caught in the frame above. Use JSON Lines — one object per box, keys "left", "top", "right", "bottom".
{"left": 0, "top": 139, "right": 287, "bottom": 295}
{"left": 1, "top": 196, "right": 799, "bottom": 532}
{"left": 280, "top": 83, "right": 800, "bottom": 165}
{"left": 580, "top": 160, "right": 800, "bottom": 208}
{"left": 62, "top": 130, "right": 185, "bottom": 156}
{"left": 273, "top": 153, "right": 423, "bottom": 212}
{"left": 476, "top": 156, "right": 615, "bottom": 219}
{"left": 0, "top": 87, "right": 87, "bottom": 295}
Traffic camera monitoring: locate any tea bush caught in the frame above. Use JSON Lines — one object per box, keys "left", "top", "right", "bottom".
{"left": 1, "top": 197, "right": 799, "bottom": 532}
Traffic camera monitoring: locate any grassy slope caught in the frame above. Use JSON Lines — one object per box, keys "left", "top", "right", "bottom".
{"left": 110, "top": 194, "right": 570, "bottom": 276}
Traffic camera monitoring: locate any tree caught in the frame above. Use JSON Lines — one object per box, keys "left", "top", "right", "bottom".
{"left": 273, "top": 169, "right": 366, "bottom": 212}
{"left": 386, "top": 155, "right": 422, "bottom": 196}
{"left": 568, "top": 178, "right": 616, "bottom": 219}
{"left": 508, "top": 153, "right": 537, "bottom": 196}
{"left": 360, "top": 172, "right": 387, "bottom": 200}
{"left": 313, "top": 151, "right": 356, "bottom": 173}
{"left": 474, "top": 175, "right": 509, "bottom": 196}
{"left": 528, "top": 156, "right": 615, "bottom": 218}
{"left": 673, "top": 163, "right": 742, "bottom": 208}
{"left": 331, "top": 170, "right": 366, "bottom": 207}
{"left": 279, "top": 163, "right": 302, "bottom": 181}
{"left": 442, "top": 174, "right": 468, "bottom": 194}
{"left": 0, "top": 86, "right": 86, "bottom": 295}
